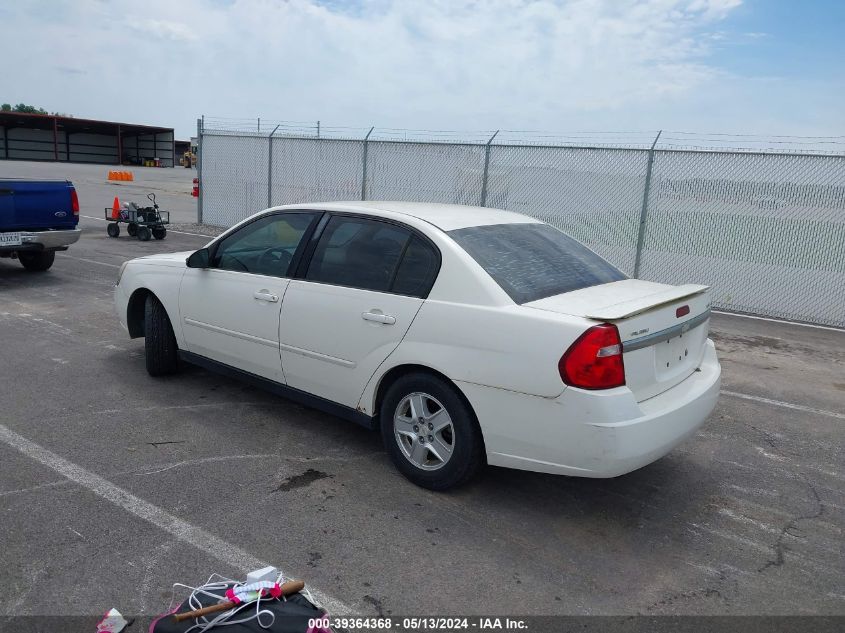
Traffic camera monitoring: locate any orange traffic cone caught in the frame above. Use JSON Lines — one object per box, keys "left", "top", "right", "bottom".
{"left": 111, "top": 196, "right": 120, "bottom": 219}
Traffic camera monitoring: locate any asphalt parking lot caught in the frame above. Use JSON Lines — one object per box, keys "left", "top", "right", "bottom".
{"left": 1, "top": 159, "right": 199, "bottom": 226}
{"left": 1, "top": 165, "right": 843, "bottom": 622}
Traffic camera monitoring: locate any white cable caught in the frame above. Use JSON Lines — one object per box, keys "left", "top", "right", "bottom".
{"left": 172, "top": 572, "right": 310, "bottom": 632}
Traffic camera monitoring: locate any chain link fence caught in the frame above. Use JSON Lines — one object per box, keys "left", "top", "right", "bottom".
{"left": 196, "top": 119, "right": 845, "bottom": 328}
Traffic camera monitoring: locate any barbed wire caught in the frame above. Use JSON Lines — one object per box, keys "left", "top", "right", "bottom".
{"left": 199, "top": 116, "right": 845, "bottom": 155}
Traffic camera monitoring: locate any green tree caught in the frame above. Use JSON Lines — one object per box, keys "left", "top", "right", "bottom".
{"left": 13, "top": 103, "right": 49, "bottom": 114}
{"left": 1, "top": 103, "right": 70, "bottom": 116}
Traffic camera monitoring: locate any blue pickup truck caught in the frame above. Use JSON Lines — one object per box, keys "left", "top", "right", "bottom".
{"left": 0, "top": 179, "right": 82, "bottom": 271}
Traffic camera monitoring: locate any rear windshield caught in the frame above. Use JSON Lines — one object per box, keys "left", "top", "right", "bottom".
{"left": 448, "top": 223, "right": 626, "bottom": 304}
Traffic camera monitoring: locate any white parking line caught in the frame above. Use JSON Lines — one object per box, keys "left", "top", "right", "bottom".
{"left": 712, "top": 310, "right": 844, "bottom": 333}
{"left": 57, "top": 254, "right": 121, "bottom": 268}
{"left": 81, "top": 214, "right": 213, "bottom": 238}
{"left": 0, "top": 423, "right": 354, "bottom": 616}
{"left": 722, "top": 390, "right": 845, "bottom": 420}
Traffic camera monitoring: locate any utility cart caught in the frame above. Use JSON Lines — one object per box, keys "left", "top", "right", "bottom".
{"left": 105, "top": 193, "right": 169, "bottom": 241}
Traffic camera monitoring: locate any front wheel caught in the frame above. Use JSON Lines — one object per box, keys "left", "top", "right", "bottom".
{"left": 19, "top": 250, "right": 55, "bottom": 271}
{"left": 380, "top": 373, "right": 485, "bottom": 490}
{"left": 144, "top": 294, "right": 179, "bottom": 376}
{"left": 152, "top": 226, "right": 166, "bottom": 240}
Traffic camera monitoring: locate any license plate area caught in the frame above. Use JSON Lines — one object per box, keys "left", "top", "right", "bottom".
{"left": 0, "top": 232, "right": 22, "bottom": 246}
{"left": 655, "top": 331, "right": 694, "bottom": 377}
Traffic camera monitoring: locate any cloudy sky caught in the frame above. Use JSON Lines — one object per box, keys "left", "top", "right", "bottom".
{"left": 1, "top": 0, "right": 842, "bottom": 140}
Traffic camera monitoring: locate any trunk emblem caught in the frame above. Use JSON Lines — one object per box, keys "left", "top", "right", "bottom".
{"left": 54, "top": 211, "right": 67, "bottom": 217}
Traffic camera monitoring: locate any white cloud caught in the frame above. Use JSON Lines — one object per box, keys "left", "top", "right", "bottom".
{"left": 0, "top": 0, "right": 841, "bottom": 138}
{"left": 130, "top": 18, "right": 199, "bottom": 42}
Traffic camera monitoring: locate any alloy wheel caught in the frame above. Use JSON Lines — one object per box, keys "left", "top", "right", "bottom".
{"left": 393, "top": 392, "right": 455, "bottom": 471}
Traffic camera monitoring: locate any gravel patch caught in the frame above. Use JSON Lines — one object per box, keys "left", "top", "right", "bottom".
{"left": 169, "top": 223, "right": 227, "bottom": 237}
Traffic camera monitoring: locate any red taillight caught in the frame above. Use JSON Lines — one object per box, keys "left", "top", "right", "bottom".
{"left": 559, "top": 324, "right": 625, "bottom": 390}
{"left": 70, "top": 188, "right": 80, "bottom": 215}
{"left": 676, "top": 305, "right": 690, "bottom": 318}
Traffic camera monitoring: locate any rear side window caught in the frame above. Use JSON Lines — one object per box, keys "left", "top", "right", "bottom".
{"left": 448, "top": 223, "right": 626, "bottom": 304}
{"left": 305, "top": 216, "right": 440, "bottom": 297}
{"left": 306, "top": 216, "right": 410, "bottom": 293}
{"left": 392, "top": 236, "right": 439, "bottom": 298}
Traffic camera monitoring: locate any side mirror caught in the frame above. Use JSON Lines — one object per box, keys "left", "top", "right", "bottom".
{"left": 186, "top": 248, "right": 210, "bottom": 268}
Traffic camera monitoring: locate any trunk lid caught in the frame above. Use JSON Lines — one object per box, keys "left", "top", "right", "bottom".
{"left": 525, "top": 279, "right": 712, "bottom": 401}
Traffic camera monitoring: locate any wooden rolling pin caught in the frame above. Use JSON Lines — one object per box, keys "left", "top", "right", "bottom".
{"left": 173, "top": 580, "right": 305, "bottom": 622}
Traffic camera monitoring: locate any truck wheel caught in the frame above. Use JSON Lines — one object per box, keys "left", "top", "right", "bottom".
{"left": 137, "top": 226, "right": 152, "bottom": 241}
{"left": 152, "top": 226, "right": 167, "bottom": 240}
{"left": 127, "top": 223, "right": 138, "bottom": 237}
{"left": 380, "top": 373, "right": 485, "bottom": 490}
{"left": 107, "top": 223, "right": 120, "bottom": 238}
{"left": 19, "top": 251, "right": 56, "bottom": 272}
{"left": 144, "top": 294, "right": 179, "bottom": 376}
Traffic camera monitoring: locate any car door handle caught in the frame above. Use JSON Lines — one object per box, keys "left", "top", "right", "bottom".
{"left": 253, "top": 290, "right": 279, "bottom": 303}
{"left": 362, "top": 311, "right": 396, "bottom": 325}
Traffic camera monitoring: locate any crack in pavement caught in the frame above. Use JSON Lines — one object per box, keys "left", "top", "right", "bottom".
{"left": 758, "top": 480, "right": 825, "bottom": 573}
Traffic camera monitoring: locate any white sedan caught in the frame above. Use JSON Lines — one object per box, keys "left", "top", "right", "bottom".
{"left": 115, "top": 202, "right": 720, "bottom": 490}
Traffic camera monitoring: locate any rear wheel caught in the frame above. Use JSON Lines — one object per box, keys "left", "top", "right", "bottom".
{"left": 137, "top": 226, "right": 152, "bottom": 241}
{"left": 152, "top": 226, "right": 167, "bottom": 240}
{"left": 144, "top": 294, "right": 179, "bottom": 376}
{"left": 19, "top": 250, "right": 55, "bottom": 272}
{"left": 380, "top": 373, "right": 484, "bottom": 490}
{"left": 127, "top": 223, "right": 138, "bottom": 237}
{"left": 107, "top": 223, "right": 120, "bottom": 238}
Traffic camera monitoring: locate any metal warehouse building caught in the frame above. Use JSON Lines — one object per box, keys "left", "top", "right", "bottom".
{"left": 0, "top": 112, "right": 175, "bottom": 167}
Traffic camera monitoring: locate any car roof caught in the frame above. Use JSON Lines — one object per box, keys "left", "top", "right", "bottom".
{"left": 289, "top": 201, "right": 542, "bottom": 232}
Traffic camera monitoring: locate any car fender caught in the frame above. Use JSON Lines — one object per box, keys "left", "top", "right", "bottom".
{"left": 120, "top": 263, "right": 187, "bottom": 347}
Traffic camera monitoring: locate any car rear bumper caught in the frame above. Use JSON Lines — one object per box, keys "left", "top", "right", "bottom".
{"left": 458, "top": 340, "right": 721, "bottom": 478}
{"left": 0, "top": 228, "right": 81, "bottom": 253}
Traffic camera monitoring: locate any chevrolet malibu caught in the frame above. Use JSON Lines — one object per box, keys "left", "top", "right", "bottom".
{"left": 114, "top": 202, "right": 720, "bottom": 490}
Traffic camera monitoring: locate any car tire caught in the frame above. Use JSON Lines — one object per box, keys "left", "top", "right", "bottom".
{"left": 107, "top": 223, "right": 120, "bottom": 238}
{"left": 152, "top": 226, "right": 167, "bottom": 240}
{"left": 137, "top": 226, "right": 152, "bottom": 241}
{"left": 127, "top": 223, "right": 138, "bottom": 237}
{"left": 380, "top": 373, "right": 485, "bottom": 490}
{"left": 144, "top": 294, "right": 179, "bottom": 376}
{"left": 18, "top": 250, "right": 55, "bottom": 272}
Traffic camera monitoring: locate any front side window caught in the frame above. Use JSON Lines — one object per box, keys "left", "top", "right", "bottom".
{"left": 212, "top": 212, "right": 318, "bottom": 277}
{"left": 306, "top": 216, "right": 441, "bottom": 296}
{"left": 448, "top": 222, "right": 626, "bottom": 304}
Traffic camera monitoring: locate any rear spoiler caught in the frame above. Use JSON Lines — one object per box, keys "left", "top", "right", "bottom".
{"left": 584, "top": 284, "right": 710, "bottom": 320}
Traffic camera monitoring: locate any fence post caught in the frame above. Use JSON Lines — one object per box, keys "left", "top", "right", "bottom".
{"left": 632, "top": 130, "right": 662, "bottom": 278}
{"left": 479, "top": 130, "right": 499, "bottom": 207}
{"left": 267, "top": 124, "right": 281, "bottom": 208}
{"left": 361, "top": 126, "right": 374, "bottom": 200}
{"left": 317, "top": 120, "right": 320, "bottom": 138}
{"left": 196, "top": 117, "right": 203, "bottom": 224}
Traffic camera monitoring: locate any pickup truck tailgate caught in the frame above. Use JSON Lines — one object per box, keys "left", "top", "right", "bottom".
{"left": 0, "top": 180, "right": 78, "bottom": 230}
